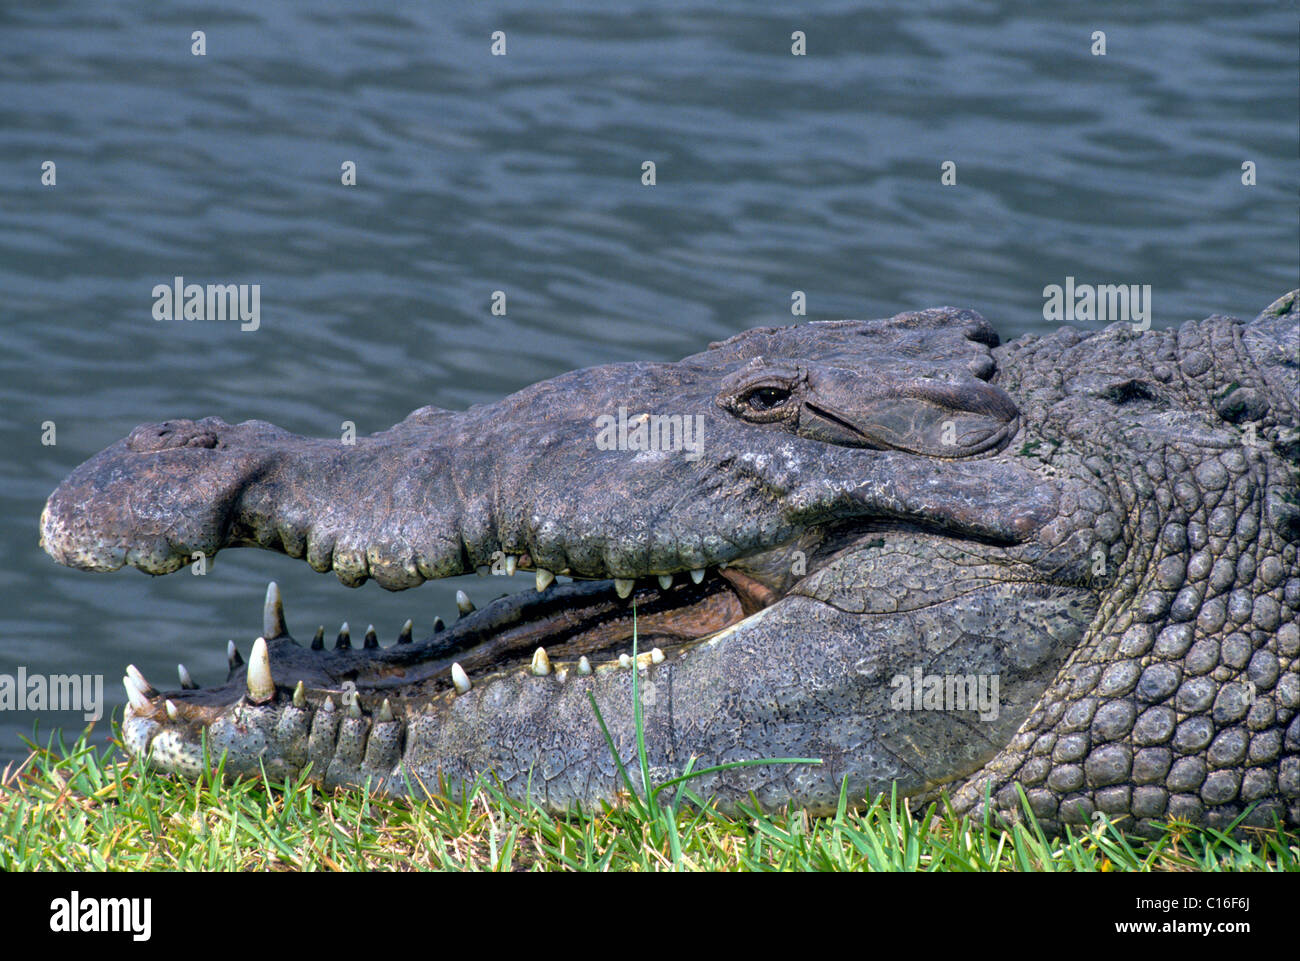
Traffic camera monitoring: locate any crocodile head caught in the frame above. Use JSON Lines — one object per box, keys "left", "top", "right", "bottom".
{"left": 39, "top": 296, "right": 1300, "bottom": 829}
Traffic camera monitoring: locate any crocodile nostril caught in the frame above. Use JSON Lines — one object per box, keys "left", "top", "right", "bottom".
{"left": 967, "top": 354, "right": 996, "bottom": 381}
{"left": 127, "top": 419, "right": 220, "bottom": 451}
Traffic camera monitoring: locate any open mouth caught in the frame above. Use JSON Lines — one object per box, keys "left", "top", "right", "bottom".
{"left": 122, "top": 560, "right": 778, "bottom": 727}
{"left": 393, "top": 565, "right": 773, "bottom": 684}
{"left": 113, "top": 501, "right": 1098, "bottom": 815}
{"left": 119, "top": 505, "right": 1060, "bottom": 733}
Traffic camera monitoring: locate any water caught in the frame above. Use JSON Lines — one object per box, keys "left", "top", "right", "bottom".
{"left": 0, "top": 1, "right": 1295, "bottom": 762}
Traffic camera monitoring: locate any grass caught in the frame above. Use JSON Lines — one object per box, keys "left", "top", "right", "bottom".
{"left": 0, "top": 725, "right": 1297, "bottom": 870}
{"left": 1, "top": 611, "right": 1297, "bottom": 871}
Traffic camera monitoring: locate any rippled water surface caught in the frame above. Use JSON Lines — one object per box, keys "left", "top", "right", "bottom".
{"left": 0, "top": 2, "right": 1295, "bottom": 760}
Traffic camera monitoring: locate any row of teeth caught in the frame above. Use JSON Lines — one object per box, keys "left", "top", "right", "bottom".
{"left": 482, "top": 555, "right": 711, "bottom": 598}
{"left": 123, "top": 638, "right": 667, "bottom": 720}
{"left": 120, "top": 580, "right": 673, "bottom": 723}
{"left": 159, "top": 563, "right": 706, "bottom": 689}
{"left": 449, "top": 644, "right": 665, "bottom": 694}
{"left": 283, "top": 565, "right": 716, "bottom": 659}
{"left": 274, "top": 565, "right": 715, "bottom": 659}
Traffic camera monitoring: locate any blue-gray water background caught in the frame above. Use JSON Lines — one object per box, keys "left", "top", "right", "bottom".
{"left": 0, "top": 2, "right": 1296, "bottom": 762}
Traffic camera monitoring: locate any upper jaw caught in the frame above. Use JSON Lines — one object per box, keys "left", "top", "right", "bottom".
{"left": 41, "top": 408, "right": 1058, "bottom": 596}
{"left": 39, "top": 314, "right": 1046, "bottom": 593}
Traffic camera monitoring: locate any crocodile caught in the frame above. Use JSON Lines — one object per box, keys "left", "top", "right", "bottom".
{"left": 39, "top": 291, "right": 1300, "bottom": 835}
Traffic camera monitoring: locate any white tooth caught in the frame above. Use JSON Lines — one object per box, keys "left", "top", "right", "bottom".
{"left": 177, "top": 664, "right": 195, "bottom": 689}
{"left": 263, "top": 580, "right": 287, "bottom": 639}
{"left": 378, "top": 698, "right": 394, "bottom": 723}
{"left": 636, "top": 652, "right": 652, "bottom": 670}
{"left": 505, "top": 554, "right": 518, "bottom": 577}
{"left": 651, "top": 647, "right": 665, "bottom": 664}
{"left": 165, "top": 699, "right": 178, "bottom": 721}
{"left": 657, "top": 574, "right": 673, "bottom": 590}
{"left": 123, "top": 676, "right": 150, "bottom": 712}
{"left": 246, "top": 637, "right": 275, "bottom": 702}
{"left": 690, "top": 568, "right": 705, "bottom": 584}
{"left": 578, "top": 656, "right": 592, "bottom": 675}
{"left": 531, "top": 647, "right": 552, "bottom": 676}
{"left": 719, "top": 561, "right": 728, "bottom": 570}
{"left": 614, "top": 578, "right": 635, "bottom": 599}
{"left": 227, "top": 640, "right": 241, "bottom": 668}
{"left": 292, "top": 680, "right": 306, "bottom": 708}
{"left": 618, "top": 654, "right": 633, "bottom": 669}
{"left": 456, "top": 590, "right": 475, "bottom": 615}
{"left": 126, "top": 664, "right": 152, "bottom": 693}
{"left": 555, "top": 668, "right": 568, "bottom": 684}
{"left": 347, "top": 692, "right": 363, "bottom": 719}
{"left": 451, "top": 662, "right": 471, "bottom": 694}
{"left": 536, "top": 568, "right": 555, "bottom": 592}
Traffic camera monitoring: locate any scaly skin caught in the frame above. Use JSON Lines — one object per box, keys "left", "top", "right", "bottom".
{"left": 40, "top": 294, "right": 1300, "bottom": 833}
{"left": 948, "top": 291, "right": 1300, "bottom": 833}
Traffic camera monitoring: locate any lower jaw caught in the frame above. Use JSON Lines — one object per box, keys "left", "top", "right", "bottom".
{"left": 121, "top": 558, "right": 1093, "bottom": 812}
{"left": 118, "top": 572, "right": 789, "bottom": 788}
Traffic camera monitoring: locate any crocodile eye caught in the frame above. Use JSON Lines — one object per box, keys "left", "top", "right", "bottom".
{"left": 716, "top": 362, "right": 804, "bottom": 422}
{"left": 745, "top": 387, "right": 791, "bottom": 410}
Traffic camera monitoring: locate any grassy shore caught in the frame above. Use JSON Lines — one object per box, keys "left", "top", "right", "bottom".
{"left": 1, "top": 723, "right": 1295, "bottom": 871}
